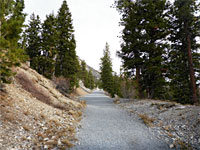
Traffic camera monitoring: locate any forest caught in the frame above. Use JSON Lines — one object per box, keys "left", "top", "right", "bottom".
{"left": 0, "top": 0, "right": 200, "bottom": 105}
{"left": 101, "top": 0, "right": 200, "bottom": 105}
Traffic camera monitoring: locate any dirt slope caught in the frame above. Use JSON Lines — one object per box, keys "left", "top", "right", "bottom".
{"left": 0, "top": 64, "right": 87, "bottom": 150}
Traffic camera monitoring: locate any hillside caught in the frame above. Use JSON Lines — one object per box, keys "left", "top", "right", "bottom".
{"left": 0, "top": 64, "right": 88, "bottom": 149}
{"left": 86, "top": 65, "right": 101, "bottom": 81}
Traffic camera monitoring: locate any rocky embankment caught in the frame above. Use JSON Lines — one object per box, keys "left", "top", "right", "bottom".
{"left": 116, "top": 99, "right": 200, "bottom": 150}
{"left": 0, "top": 65, "right": 87, "bottom": 150}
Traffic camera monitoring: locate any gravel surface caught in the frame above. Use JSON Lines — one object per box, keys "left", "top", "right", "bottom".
{"left": 118, "top": 98, "right": 200, "bottom": 149}
{"left": 72, "top": 90, "right": 170, "bottom": 150}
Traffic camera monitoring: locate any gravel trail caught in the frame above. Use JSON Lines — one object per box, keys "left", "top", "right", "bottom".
{"left": 72, "top": 90, "right": 170, "bottom": 150}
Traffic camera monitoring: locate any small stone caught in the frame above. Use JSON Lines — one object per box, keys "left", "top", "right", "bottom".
{"left": 44, "top": 145, "right": 48, "bottom": 149}
{"left": 198, "top": 138, "right": 200, "bottom": 143}
{"left": 43, "top": 138, "right": 49, "bottom": 141}
{"left": 58, "top": 139, "right": 62, "bottom": 146}
{"left": 43, "top": 127, "right": 48, "bottom": 130}
{"left": 27, "top": 136, "right": 31, "bottom": 140}
{"left": 46, "top": 140, "right": 57, "bottom": 145}
{"left": 169, "top": 144, "right": 174, "bottom": 148}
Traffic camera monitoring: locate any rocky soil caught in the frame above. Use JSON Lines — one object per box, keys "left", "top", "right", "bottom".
{"left": 117, "top": 98, "right": 200, "bottom": 150}
{"left": 0, "top": 65, "right": 87, "bottom": 150}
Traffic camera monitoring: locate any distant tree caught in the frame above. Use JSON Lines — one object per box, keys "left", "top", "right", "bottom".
{"left": 0, "top": 0, "right": 27, "bottom": 83}
{"left": 113, "top": 73, "right": 122, "bottom": 97}
{"left": 87, "top": 70, "right": 95, "bottom": 89}
{"left": 26, "top": 13, "right": 42, "bottom": 71}
{"left": 169, "top": 0, "right": 200, "bottom": 104}
{"left": 80, "top": 60, "right": 88, "bottom": 86}
{"left": 100, "top": 43, "right": 114, "bottom": 97}
{"left": 55, "top": 0, "right": 80, "bottom": 91}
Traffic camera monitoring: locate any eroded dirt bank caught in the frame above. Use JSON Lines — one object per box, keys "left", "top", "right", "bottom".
{"left": 0, "top": 65, "right": 87, "bottom": 149}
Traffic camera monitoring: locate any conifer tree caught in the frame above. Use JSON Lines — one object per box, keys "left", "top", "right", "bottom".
{"left": 115, "top": 0, "right": 170, "bottom": 99}
{"left": 40, "top": 13, "right": 58, "bottom": 79}
{"left": 55, "top": 0, "right": 80, "bottom": 91}
{"left": 87, "top": 70, "right": 95, "bottom": 89}
{"left": 26, "top": 13, "right": 42, "bottom": 71}
{"left": 100, "top": 43, "right": 114, "bottom": 97}
{"left": 169, "top": 0, "right": 200, "bottom": 104}
{"left": 80, "top": 60, "right": 89, "bottom": 87}
{"left": 0, "top": 0, "right": 26, "bottom": 83}
{"left": 113, "top": 73, "right": 122, "bottom": 97}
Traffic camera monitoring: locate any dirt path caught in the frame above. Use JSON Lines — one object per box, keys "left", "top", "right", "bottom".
{"left": 72, "top": 90, "right": 170, "bottom": 150}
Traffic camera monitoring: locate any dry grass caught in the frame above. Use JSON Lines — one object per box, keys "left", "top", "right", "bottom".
{"left": 61, "top": 139, "right": 74, "bottom": 147}
{"left": 113, "top": 97, "right": 120, "bottom": 104}
{"left": 175, "top": 139, "right": 193, "bottom": 150}
{"left": 138, "top": 114, "right": 155, "bottom": 127}
{"left": 23, "top": 125, "right": 31, "bottom": 131}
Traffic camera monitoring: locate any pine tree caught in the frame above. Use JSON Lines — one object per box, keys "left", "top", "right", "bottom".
{"left": 100, "top": 43, "right": 114, "bottom": 97}
{"left": 40, "top": 13, "right": 58, "bottom": 79}
{"left": 0, "top": 0, "right": 26, "bottom": 83}
{"left": 55, "top": 0, "right": 80, "bottom": 91}
{"left": 115, "top": 0, "right": 170, "bottom": 99}
{"left": 80, "top": 60, "right": 89, "bottom": 87}
{"left": 88, "top": 70, "right": 95, "bottom": 89}
{"left": 113, "top": 73, "right": 122, "bottom": 97}
{"left": 169, "top": 0, "right": 200, "bottom": 104}
{"left": 26, "top": 13, "right": 42, "bottom": 71}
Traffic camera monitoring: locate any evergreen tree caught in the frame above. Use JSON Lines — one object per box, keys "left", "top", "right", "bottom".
{"left": 80, "top": 60, "right": 89, "bottom": 87}
{"left": 26, "top": 13, "right": 42, "bottom": 71}
{"left": 55, "top": 0, "right": 80, "bottom": 91}
{"left": 169, "top": 0, "right": 200, "bottom": 104}
{"left": 113, "top": 73, "right": 122, "bottom": 97}
{"left": 40, "top": 13, "right": 58, "bottom": 79}
{"left": 87, "top": 70, "right": 95, "bottom": 89}
{"left": 100, "top": 43, "right": 114, "bottom": 97}
{"left": 115, "top": 0, "right": 170, "bottom": 99}
{"left": 0, "top": 0, "right": 26, "bottom": 83}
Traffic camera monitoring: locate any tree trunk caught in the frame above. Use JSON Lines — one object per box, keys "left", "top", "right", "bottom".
{"left": 185, "top": 22, "right": 198, "bottom": 104}
{"left": 0, "top": 20, "right": 1, "bottom": 38}
{"left": 136, "top": 67, "right": 143, "bottom": 99}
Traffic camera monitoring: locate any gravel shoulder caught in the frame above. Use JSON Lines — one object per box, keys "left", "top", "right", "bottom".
{"left": 118, "top": 98, "right": 200, "bottom": 150}
{"left": 73, "top": 90, "right": 170, "bottom": 150}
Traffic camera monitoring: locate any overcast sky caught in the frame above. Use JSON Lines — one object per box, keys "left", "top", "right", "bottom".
{"left": 24, "top": 0, "right": 122, "bottom": 73}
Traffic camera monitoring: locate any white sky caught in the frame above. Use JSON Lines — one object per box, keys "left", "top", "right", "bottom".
{"left": 24, "top": 0, "right": 122, "bottom": 73}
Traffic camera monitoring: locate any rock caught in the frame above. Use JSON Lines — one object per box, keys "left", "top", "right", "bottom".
{"left": 57, "top": 139, "right": 62, "bottom": 146}
{"left": 69, "top": 110, "right": 75, "bottom": 115}
{"left": 46, "top": 140, "right": 57, "bottom": 145}
{"left": 44, "top": 145, "right": 48, "bottom": 149}
{"left": 43, "top": 127, "right": 48, "bottom": 130}
{"left": 43, "top": 138, "right": 49, "bottom": 141}
{"left": 169, "top": 144, "right": 174, "bottom": 148}
{"left": 27, "top": 136, "right": 31, "bottom": 140}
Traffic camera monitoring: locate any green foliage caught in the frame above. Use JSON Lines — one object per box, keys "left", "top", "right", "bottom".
{"left": 168, "top": 0, "right": 200, "bottom": 104}
{"left": 25, "top": 0, "right": 80, "bottom": 93}
{"left": 100, "top": 43, "right": 115, "bottom": 97}
{"left": 26, "top": 13, "right": 42, "bottom": 69}
{"left": 115, "top": 0, "right": 200, "bottom": 104}
{"left": 0, "top": 0, "right": 27, "bottom": 83}
{"left": 113, "top": 73, "right": 122, "bottom": 97}
{"left": 115, "top": 0, "right": 170, "bottom": 99}
{"left": 79, "top": 60, "right": 95, "bottom": 89}
{"left": 55, "top": 0, "right": 80, "bottom": 91}
{"left": 40, "top": 13, "right": 58, "bottom": 79}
